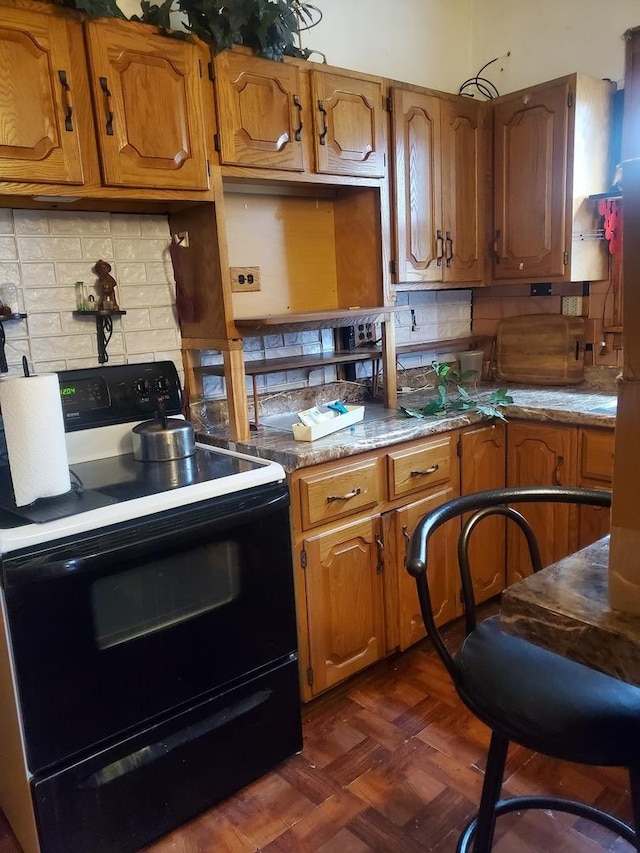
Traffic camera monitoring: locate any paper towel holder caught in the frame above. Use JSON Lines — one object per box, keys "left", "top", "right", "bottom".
{"left": 0, "top": 313, "right": 27, "bottom": 374}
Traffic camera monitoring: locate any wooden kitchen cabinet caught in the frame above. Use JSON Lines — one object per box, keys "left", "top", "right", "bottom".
{"left": 213, "top": 50, "right": 305, "bottom": 172}
{"left": 460, "top": 423, "right": 507, "bottom": 602}
{"left": 310, "top": 70, "right": 386, "bottom": 178}
{"left": 387, "top": 486, "right": 460, "bottom": 651}
{"left": 492, "top": 73, "right": 611, "bottom": 283}
{"left": 577, "top": 427, "right": 614, "bottom": 549}
{"left": 212, "top": 49, "right": 387, "bottom": 181}
{"left": 0, "top": 5, "right": 88, "bottom": 186}
{"left": 301, "top": 515, "right": 385, "bottom": 696}
{"left": 506, "top": 421, "right": 578, "bottom": 582}
{"left": 391, "top": 85, "right": 487, "bottom": 286}
{"left": 84, "top": 18, "right": 211, "bottom": 191}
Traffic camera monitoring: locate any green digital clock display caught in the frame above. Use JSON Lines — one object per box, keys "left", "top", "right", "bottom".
{"left": 58, "top": 378, "right": 110, "bottom": 412}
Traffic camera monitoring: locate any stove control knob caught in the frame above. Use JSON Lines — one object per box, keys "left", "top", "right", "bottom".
{"left": 154, "top": 376, "right": 170, "bottom": 393}
{"left": 133, "top": 378, "right": 150, "bottom": 397}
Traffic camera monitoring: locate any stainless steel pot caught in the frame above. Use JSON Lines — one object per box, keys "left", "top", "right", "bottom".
{"left": 132, "top": 407, "right": 195, "bottom": 462}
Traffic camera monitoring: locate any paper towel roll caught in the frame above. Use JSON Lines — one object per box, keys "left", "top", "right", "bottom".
{"left": 0, "top": 373, "right": 70, "bottom": 507}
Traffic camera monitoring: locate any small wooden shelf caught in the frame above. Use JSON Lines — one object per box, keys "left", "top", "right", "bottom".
{"left": 195, "top": 348, "right": 383, "bottom": 378}
{"left": 234, "top": 306, "right": 409, "bottom": 334}
{"left": 396, "top": 335, "right": 494, "bottom": 356}
{"left": 197, "top": 347, "right": 383, "bottom": 426}
{"left": 72, "top": 310, "right": 126, "bottom": 317}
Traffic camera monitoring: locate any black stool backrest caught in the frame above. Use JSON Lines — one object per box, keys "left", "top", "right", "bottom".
{"left": 406, "top": 485, "right": 612, "bottom": 686}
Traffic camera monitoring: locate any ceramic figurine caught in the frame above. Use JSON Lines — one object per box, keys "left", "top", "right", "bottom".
{"left": 93, "top": 259, "right": 119, "bottom": 311}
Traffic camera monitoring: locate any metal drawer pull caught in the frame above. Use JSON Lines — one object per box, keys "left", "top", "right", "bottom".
{"left": 293, "top": 94, "right": 303, "bottom": 141}
{"left": 58, "top": 70, "right": 74, "bottom": 131}
{"left": 410, "top": 464, "right": 439, "bottom": 477}
{"left": 317, "top": 99, "right": 328, "bottom": 145}
{"left": 99, "top": 76, "right": 114, "bottom": 136}
{"left": 326, "top": 487, "right": 361, "bottom": 503}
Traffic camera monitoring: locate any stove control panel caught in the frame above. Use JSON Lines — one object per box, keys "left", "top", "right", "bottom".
{"left": 57, "top": 361, "right": 183, "bottom": 431}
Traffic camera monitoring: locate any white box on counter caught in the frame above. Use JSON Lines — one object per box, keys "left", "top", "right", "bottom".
{"left": 292, "top": 405, "right": 365, "bottom": 442}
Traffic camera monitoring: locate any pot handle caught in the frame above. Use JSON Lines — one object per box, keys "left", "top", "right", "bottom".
{"left": 156, "top": 397, "right": 168, "bottom": 430}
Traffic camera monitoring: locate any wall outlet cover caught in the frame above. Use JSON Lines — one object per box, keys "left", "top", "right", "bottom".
{"left": 230, "top": 266, "right": 261, "bottom": 292}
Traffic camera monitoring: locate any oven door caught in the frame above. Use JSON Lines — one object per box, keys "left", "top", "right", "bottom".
{"left": 2, "top": 481, "right": 297, "bottom": 773}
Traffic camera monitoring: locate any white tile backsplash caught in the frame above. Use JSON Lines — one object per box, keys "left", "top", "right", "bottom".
{"left": 0, "top": 210, "right": 182, "bottom": 378}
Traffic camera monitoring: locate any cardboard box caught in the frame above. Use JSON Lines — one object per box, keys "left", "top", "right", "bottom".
{"left": 292, "top": 405, "right": 365, "bottom": 441}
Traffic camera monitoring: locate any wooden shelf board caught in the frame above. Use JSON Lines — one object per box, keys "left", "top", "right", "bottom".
{"left": 196, "top": 348, "right": 383, "bottom": 377}
{"left": 589, "top": 192, "right": 623, "bottom": 202}
{"left": 396, "top": 335, "right": 494, "bottom": 356}
{"left": 234, "top": 306, "right": 409, "bottom": 333}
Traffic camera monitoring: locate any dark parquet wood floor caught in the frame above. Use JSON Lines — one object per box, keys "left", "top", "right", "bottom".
{"left": 0, "top": 611, "right": 634, "bottom": 852}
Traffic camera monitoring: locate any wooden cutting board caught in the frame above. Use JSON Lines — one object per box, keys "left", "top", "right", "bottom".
{"left": 496, "top": 314, "right": 585, "bottom": 385}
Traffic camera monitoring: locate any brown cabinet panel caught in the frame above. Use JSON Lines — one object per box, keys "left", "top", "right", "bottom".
{"left": 578, "top": 427, "right": 614, "bottom": 550}
{"left": 214, "top": 51, "right": 305, "bottom": 171}
{"left": 303, "top": 516, "right": 385, "bottom": 694}
{"left": 460, "top": 424, "right": 507, "bottom": 603}
{"left": 85, "top": 19, "right": 210, "bottom": 190}
{"left": 0, "top": 9, "right": 85, "bottom": 185}
{"left": 298, "top": 457, "right": 383, "bottom": 530}
{"left": 391, "top": 86, "right": 486, "bottom": 285}
{"left": 493, "top": 80, "right": 568, "bottom": 280}
{"left": 440, "top": 97, "right": 486, "bottom": 282}
{"left": 506, "top": 421, "right": 578, "bottom": 583}
{"left": 392, "top": 487, "right": 460, "bottom": 650}
{"left": 387, "top": 434, "right": 453, "bottom": 501}
{"left": 580, "top": 428, "right": 615, "bottom": 482}
{"left": 311, "top": 71, "right": 386, "bottom": 178}
{"left": 392, "top": 88, "right": 442, "bottom": 281}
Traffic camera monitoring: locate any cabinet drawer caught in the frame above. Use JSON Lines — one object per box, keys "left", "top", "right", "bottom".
{"left": 387, "top": 436, "right": 453, "bottom": 500}
{"left": 580, "top": 429, "right": 614, "bottom": 483}
{"left": 298, "top": 458, "right": 383, "bottom": 530}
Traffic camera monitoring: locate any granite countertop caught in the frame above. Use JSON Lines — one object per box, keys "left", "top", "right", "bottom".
{"left": 501, "top": 537, "right": 640, "bottom": 687}
{"left": 197, "top": 383, "right": 617, "bottom": 472}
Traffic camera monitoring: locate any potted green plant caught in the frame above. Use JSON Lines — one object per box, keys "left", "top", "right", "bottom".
{"left": 46, "top": 0, "right": 320, "bottom": 61}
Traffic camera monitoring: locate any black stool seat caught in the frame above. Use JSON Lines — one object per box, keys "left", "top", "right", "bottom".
{"left": 458, "top": 616, "right": 640, "bottom": 767}
{"left": 407, "top": 486, "right": 640, "bottom": 852}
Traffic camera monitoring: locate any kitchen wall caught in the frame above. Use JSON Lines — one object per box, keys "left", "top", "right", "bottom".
{"left": 470, "top": 0, "right": 639, "bottom": 94}
{"left": 0, "top": 210, "right": 182, "bottom": 377}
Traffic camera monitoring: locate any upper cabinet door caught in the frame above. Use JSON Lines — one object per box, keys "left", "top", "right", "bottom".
{"left": 311, "top": 71, "right": 386, "bottom": 178}
{"left": 493, "top": 80, "right": 569, "bottom": 280}
{"left": 0, "top": 9, "right": 84, "bottom": 185}
{"left": 85, "top": 20, "right": 210, "bottom": 190}
{"left": 440, "top": 97, "right": 486, "bottom": 283}
{"left": 214, "top": 52, "right": 305, "bottom": 172}
{"left": 391, "top": 88, "right": 442, "bottom": 282}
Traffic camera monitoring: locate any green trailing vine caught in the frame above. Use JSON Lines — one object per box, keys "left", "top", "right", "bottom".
{"left": 400, "top": 361, "right": 513, "bottom": 422}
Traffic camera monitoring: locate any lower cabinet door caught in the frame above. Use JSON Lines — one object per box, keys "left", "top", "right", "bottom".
{"left": 506, "top": 422, "right": 578, "bottom": 583}
{"left": 460, "top": 423, "right": 507, "bottom": 603}
{"left": 303, "top": 515, "right": 385, "bottom": 695}
{"left": 392, "top": 486, "right": 460, "bottom": 651}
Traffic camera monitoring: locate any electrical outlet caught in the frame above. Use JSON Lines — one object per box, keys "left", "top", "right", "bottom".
{"left": 562, "top": 296, "right": 583, "bottom": 316}
{"left": 230, "top": 266, "right": 261, "bottom": 292}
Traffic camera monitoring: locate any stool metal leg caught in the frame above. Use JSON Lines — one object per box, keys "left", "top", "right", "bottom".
{"left": 472, "top": 731, "right": 509, "bottom": 853}
{"left": 629, "top": 765, "right": 640, "bottom": 852}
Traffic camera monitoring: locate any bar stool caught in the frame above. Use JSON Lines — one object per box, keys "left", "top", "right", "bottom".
{"left": 407, "top": 485, "right": 640, "bottom": 852}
